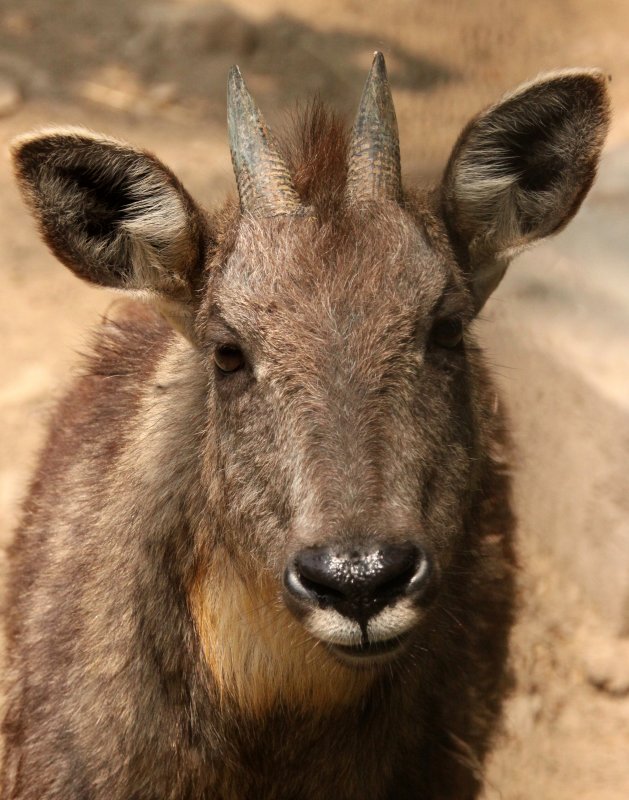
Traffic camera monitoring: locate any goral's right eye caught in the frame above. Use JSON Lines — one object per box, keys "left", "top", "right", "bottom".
{"left": 429, "top": 318, "right": 464, "bottom": 350}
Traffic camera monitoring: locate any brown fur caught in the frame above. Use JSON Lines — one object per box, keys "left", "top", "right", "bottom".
{"left": 1, "top": 67, "right": 609, "bottom": 800}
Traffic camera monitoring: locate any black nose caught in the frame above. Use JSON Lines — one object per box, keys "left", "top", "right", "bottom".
{"left": 285, "top": 543, "right": 432, "bottom": 621}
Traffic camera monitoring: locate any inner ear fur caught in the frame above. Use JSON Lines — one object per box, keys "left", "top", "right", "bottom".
{"left": 442, "top": 69, "right": 610, "bottom": 309}
{"left": 12, "top": 127, "right": 207, "bottom": 305}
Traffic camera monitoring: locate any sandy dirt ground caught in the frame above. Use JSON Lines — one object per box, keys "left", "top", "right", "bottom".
{"left": 1, "top": 1, "right": 628, "bottom": 797}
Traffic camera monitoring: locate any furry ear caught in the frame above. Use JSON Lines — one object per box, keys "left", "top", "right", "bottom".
{"left": 442, "top": 69, "right": 610, "bottom": 310}
{"left": 12, "top": 127, "right": 207, "bottom": 336}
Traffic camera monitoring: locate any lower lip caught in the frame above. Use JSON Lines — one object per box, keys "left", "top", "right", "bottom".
{"left": 329, "top": 632, "right": 410, "bottom": 661}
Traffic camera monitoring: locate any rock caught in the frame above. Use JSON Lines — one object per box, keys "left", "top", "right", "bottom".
{"left": 148, "top": 82, "right": 178, "bottom": 107}
{"left": 504, "top": 693, "right": 543, "bottom": 737}
{"left": 131, "top": 3, "right": 257, "bottom": 59}
{"left": 583, "top": 637, "right": 629, "bottom": 696}
{"left": 0, "top": 76, "right": 21, "bottom": 117}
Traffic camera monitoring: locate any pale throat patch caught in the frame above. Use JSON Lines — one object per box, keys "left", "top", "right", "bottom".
{"left": 188, "top": 552, "right": 373, "bottom": 718}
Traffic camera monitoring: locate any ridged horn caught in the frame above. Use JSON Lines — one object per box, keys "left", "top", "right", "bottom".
{"left": 346, "top": 52, "right": 402, "bottom": 203}
{"left": 228, "top": 66, "right": 304, "bottom": 217}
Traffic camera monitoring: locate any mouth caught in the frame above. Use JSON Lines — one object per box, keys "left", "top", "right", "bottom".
{"left": 328, "top": 631, "right": 411, "bottom": 664}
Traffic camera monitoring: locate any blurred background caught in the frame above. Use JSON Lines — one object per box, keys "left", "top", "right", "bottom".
{"left": 0, "top": 1, "right": 628, "bottom": 797}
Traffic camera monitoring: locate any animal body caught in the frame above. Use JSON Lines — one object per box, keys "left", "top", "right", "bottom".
{"left": 1, "top": 54, "right": 609, "bottom": 799}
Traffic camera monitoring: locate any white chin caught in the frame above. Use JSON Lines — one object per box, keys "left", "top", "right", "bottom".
{"left": 304, "top": 600, "right": 420, "bottom": 651}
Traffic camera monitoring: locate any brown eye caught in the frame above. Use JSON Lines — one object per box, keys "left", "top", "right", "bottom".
{"left": 214, "top": 344, "right": 245, "bottom": 374}
{"left": 430, "top": 318, "right": 463, "bottom": 350}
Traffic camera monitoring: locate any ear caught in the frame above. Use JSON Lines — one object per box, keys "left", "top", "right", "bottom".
{"left": 12, "top": 127, "right": 207, "bottom": 338}
{"left": 442, "top": 69, "right": 610, "bottom": 311}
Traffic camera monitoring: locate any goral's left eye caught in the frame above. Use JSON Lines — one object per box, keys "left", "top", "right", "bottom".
{"left": 214, "top": 344, "right": 246, "bottom": 374}
{"left": 430, "top": 318, "right": 464, "bottom": 350}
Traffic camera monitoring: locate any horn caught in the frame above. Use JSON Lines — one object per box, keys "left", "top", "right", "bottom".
{"left": 227, "top": 66, "right": 304, "bottom": 217}
{"left": 346, "top": 52, "right": 402, "bottom": 203}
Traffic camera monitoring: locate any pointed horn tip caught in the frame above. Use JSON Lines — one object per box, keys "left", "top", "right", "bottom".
{"left": 227, "top": 65, "right": 253, "bottom": 114}
{"left": 371, "top": 51, "right": 387, "bottom": 72}
{"left": 228, "top": 65, "right": 244, "bottom": 89}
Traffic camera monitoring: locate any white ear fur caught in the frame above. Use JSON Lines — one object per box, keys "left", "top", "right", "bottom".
{"left": 443, "top": 69, "right": 610, "bottom": 310}
{"left": 12, "top": 127, "right": 206, "bottom": 336}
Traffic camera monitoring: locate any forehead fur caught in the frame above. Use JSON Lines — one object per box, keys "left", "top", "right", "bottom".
{"left": 204, "top": 102, "right": 464, "bottom": 335}
{"left": 222, "top": 212, "right": 447, "bottom": 313}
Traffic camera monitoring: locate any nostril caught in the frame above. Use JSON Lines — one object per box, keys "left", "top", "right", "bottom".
{"left": 291, "top": 550, "right": 350, "bottom": 604}
{"left": 283, "top": 558, "right": 346, "bottom": 607}
{"left": 368, "top": 543, "right": 420, "bottom": 596}
{"left": 408, "top": 551, "right": 431, "bottom": 590}
{"left": 298, "top": 574, "right": 346, "bottom": 601}
{"left": 374, "top": 559, "right": 419, "bottom": 599}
